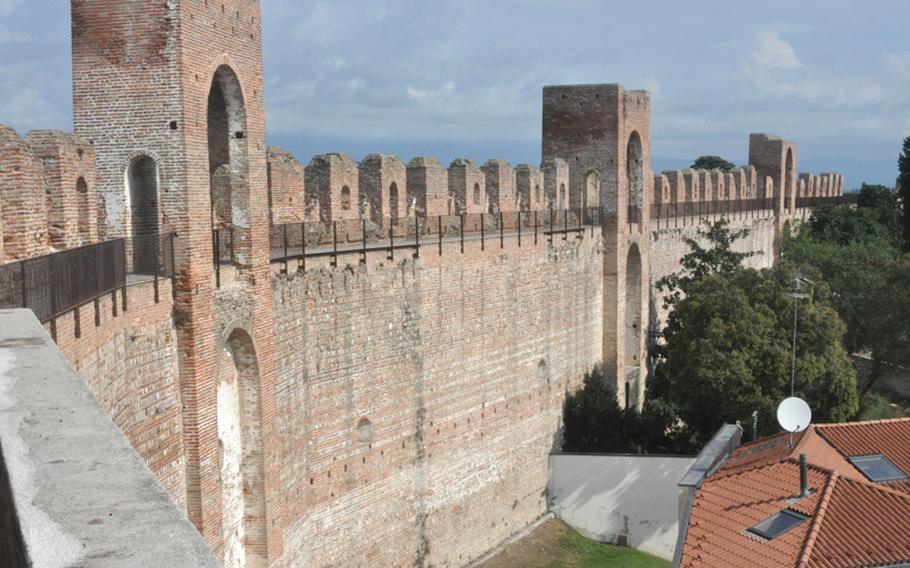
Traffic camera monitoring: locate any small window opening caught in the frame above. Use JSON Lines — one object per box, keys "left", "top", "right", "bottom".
{"left": 848, "top": 455, "right": 908, "bottom": 483}
{"left": 169, "top": 120, "right": 178, "bottom": 130}
{"left": 341, "top": 186, "right": 352, "bottom": 211}
{"left": 746, "top": 509, "right": 808, "bottom": 540}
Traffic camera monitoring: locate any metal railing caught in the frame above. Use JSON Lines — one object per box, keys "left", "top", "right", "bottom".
{"left": 209, "top": 194, "right": 853, "bottom": 281}
{"left": 261, "top": 208, "right": 603, "bottom": 275}
{"left": 0, "top": 232, "right": 176, "bottom": 339}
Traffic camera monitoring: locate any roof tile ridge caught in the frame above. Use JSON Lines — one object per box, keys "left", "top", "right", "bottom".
{"left": 713, "top": 457, "right": 788, "bottom": 480}
{"left": 837, "top": 473, "right": 910, "bottom": 500}
{"left": 815, "top": 416, "right": 910, "bottom": 429}
{"left": 796, "top": 472, "right": 838, "bottom": 568}
{"left": 789, "top": 426, "right": 816, "bottom": 458}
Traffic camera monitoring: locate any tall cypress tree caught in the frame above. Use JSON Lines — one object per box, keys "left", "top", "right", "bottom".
{"left": 898, "top": 136, "right": 910, "bottom": 251}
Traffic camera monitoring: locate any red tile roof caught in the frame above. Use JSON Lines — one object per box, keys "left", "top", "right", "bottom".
{"left": 679, "top": 418, "right": 910, "bottom": 568}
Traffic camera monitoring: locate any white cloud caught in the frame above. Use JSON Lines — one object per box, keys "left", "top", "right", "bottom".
{"left": 406, "top": 82, "right": 457, "bottom": 107}
{"left": 751, "top": 31, "right": 801, "bottom": 70}
{"left": 340, "top": 78, "right": 366, "bottom": 95}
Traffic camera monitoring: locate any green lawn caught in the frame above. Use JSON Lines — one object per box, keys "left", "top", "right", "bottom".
{"left": 483, "top": 518, "right": 670, "bottom": 568}
{"left": 545, "top": 527, "right": 670, "bottom": 568}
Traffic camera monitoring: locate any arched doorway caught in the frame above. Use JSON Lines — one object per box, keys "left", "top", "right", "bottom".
{"left": 208, "top": 65, "right": 250, "bottom": 234}
{"left": 624, "top": 244, "right": 642, "bottom": 409}
{"left": 127, "top": 155, "right": 159, "bottom": 274}
{"left": 585, "top": 170, "right": 600, "bottom": 210}
{"left": 627, "top": 132, "right": 643, "bottom": 225}
{"left": 216, "top": 329, "right": 266, "bottom": 568}
{"left": 76, "top": 177, "right": 91, "bottom": 241}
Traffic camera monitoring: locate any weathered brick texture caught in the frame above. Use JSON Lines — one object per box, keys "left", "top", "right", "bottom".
{"left": 271, "top": 233, "right": 602, "bottom": 566}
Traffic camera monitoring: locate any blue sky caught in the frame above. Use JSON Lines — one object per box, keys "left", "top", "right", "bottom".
{"left": 2, "top": 1, "right": 909, "bottom": 189}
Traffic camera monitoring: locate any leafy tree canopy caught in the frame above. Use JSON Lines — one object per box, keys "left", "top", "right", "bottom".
{"left": 691, "top": 155, "right": 736, "bottom": 172}
{"left": 653, "top": 266, "right": 858, "bottom": 443}
{"left": 898, "top": 136, "right": 910, "bottom": 251}
{"left": 657, "top": 219, "right": 756, "bottom": 315}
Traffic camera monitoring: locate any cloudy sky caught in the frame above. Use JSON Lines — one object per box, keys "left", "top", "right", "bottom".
{"left": 2, "top": 1, "right": 909, "bottom": 189}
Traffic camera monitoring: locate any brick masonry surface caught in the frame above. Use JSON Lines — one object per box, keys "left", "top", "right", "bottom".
{"left": 271, "top": 231, "right": 603, "bottom": 567}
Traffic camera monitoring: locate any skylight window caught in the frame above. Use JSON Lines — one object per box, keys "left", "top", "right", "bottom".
{"left": 747, "top": 509, "right": 808, "bottom": 540}
{"left": 848, "top": 455, "right": 908, "bottom": 483}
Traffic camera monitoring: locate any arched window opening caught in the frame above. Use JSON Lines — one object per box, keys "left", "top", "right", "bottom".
{"left": 341, "top": 186, "right": 352, "bottom": 211}
{"left": 389, "top": 182, "right": 399, "bottom": 223}
{"left": 627, "top": 132, "right": 643, "bottom": 208}
{"left": 358, "top": 188, "right": 371, "bottom": 218}
{"left": 559, "top": 183, "right": 566, "bottom": 210}
{"left": 537, "top": 359, "right": 549, "bottom": 387}
{"left": 535, "top": 184, "right": 542, "bottom": 203}
{"left": 624, "top": 244, "right": 642, "bottom": 408}
{"left": 785, "top": 148, "right": 795, "bottom": 210}
{"left": 356, "top": 418, "right": 373, "bottom": 445}
{"left": 128, "top": 156, "right": 159, "bottom": 274}
{"left": 216, "top": 329, "right": 266, "bottom": 568}
{"left": 75, "top": 177, "right": 91, "bottom": 240}
{"left": 208, "top": 65, "right": 250, "bottom": 233}
{"left": 473, "top": 183, "right": 481, "bottom": 206}
{"left": 585, "top": 171, "right": 600, "bottom": 210}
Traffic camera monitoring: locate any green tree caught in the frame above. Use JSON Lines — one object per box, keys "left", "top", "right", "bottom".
{"left": 784, "top": 186, "right": 903, "bottom": 394}
{"left": 657, "top": 219, "right": 756, "bottom": 316}
{"left": 898, "top": 136, "right": 910, "bottom": 251}
{"left": 562, "top": 367, "right": 695, "bottom": 454}
{"left": 691, "top": 155, "right": 736, "bottom": 171}
{"left": 655, "top": 267, "right": 858, "bottom": 443}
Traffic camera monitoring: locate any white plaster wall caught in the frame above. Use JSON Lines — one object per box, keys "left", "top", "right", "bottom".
{"left": 548, "top": 454, "right": 694, "bottom": 560}
{"left": 218, "top": 350, "right": 246, "bottom": 568}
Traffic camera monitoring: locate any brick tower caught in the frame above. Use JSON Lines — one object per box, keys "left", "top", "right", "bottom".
{"left": 71, "top": 2, "right": 279, "bottom": 566}
{"left": 542, "top": 84, "right": 652, "bottom": 408}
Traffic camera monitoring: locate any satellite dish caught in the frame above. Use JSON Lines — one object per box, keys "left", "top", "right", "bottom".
{"left": 777, "top": 397, "right": 812, "bottom": 433}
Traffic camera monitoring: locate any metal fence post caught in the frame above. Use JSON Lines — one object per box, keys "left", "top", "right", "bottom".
{"left": 500, "top": 212, "right": 504, "bottom": 249}
{"left": 153, "top": 236, "right": 160, "bottom": 304}
{"left": 332, "top": 221, "right": 339, "bottom": 268}
{"left": 300, "top": 222, "right": 306, "bottom": 273}
{"left": 481, "top": 213, "right": 485, "bottom": 251}
{"left": 517, "top": 211, "right": 522, "bottom": 247}
{"left": 361, "top": 220, "right": 367, "bottom": 265}
{"left": 438, "top": 216, "right": 443, "bottom": 256}
{"left": 414, "top": 217, "right": 420, "bottom": 259}
{"left": 460, "top": 215, "right": 465, "bottom": 254}
{"left": 283, "top": 224, "right": 290, "bottom": 274}
{"left": 214, "top": 229, "right": 221, "bottom": 289}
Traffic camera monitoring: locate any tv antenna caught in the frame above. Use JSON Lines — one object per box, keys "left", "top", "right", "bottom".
{"left": 777, "top": 397, "right": 812, "bottom": 448}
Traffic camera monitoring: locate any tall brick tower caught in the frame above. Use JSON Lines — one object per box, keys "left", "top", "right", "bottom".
{"left": 542, "top": 84, "right": 652, "bottom": 408}
{"left": 71, "top": 2, "right": 279, "bottom": 566}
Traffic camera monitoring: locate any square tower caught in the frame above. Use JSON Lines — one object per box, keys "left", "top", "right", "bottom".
{"left": 71, "top": 2, "right": 277, "bottom": 565}
{"left": 749, "top": 134, "right": 797, "bottom": 214}
{"left": 542, "top": 83, "right": 652, "bottom": 408}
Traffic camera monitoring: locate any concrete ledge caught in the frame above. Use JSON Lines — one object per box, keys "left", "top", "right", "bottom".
{"left": 0, "top": 309, "right": 219, "bottom": 568}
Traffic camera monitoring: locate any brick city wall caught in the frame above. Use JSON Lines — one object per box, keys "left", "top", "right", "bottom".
{"left": 270, "top": 229, "right": 603, "bottom": 567}
{"left": 47, "top": 279, "right": 186, "bottom": 508}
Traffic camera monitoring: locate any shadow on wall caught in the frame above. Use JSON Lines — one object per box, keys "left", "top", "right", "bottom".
{"left": 547, "top": 453, "right": 695, "bottom": 560}
{"left": 0, "top": 442, "right": 28, "bottom": 567}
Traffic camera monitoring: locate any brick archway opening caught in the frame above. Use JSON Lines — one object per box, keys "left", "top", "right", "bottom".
{"left": 624, "top": 243, "right": 642, "bottom": 409}
{"left": 216, "top": 329, "right": 266, "bottom": 568}
{"left": 208, "top": 65, "right": 250, "bottom": 235}
{"left": 127, "top": 155, "right": 159, "bottom": 274}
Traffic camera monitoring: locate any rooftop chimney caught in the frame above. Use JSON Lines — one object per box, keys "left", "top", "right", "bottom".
{"left": 799, "top": 453, "right": 809, "bottom": 498}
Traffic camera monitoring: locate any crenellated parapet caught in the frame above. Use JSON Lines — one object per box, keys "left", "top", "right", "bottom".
{"left": 306, "top": 153, "right": 360, "bottom": 222}
{"left": 447, "top": 158, "right": 485, "bottom": 215}
{"left": 0, "top": 125, "right": 100, "bottom": 263}
{"left": 267, "top": 147, "right": 311, "bottom": 225}
{"left": 481, "top": 159, "right": 516, "bottom": 214}
{"left": 515, "top": 164, "right": 545, "bottom": 212}
{"left": 406, "top": 157, "right": 448, "bottom": 217}
{"left": 359, "top": 154, "right": 407, "bottom": 224}
{"left": 541, "top": 158, "right": 569, "bottom": 211}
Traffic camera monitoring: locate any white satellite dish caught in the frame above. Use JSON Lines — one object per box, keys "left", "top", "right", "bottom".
{"left": 777, "top": 397, "right": 812, "bottom": 433}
